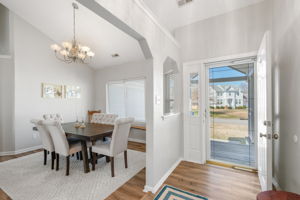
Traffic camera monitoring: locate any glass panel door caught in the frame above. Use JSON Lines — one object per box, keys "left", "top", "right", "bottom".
{"left": 208, "top": 63, "right": 256, "bottom": 168}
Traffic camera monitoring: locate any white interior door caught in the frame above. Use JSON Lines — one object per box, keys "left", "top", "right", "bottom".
{"left": 183, "top": 64, "right": 205, "bottom": 163}
{"left": 257, "top": 31, "right": 273, "bottom": 191}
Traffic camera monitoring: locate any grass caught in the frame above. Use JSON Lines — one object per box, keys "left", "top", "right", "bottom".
{"left": 210, "top": 108, "right": 248, "bottom": 119}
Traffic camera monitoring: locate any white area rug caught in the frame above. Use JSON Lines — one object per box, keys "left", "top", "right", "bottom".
{"left": 0, "top": 150, "right": 145, "bottom": 200}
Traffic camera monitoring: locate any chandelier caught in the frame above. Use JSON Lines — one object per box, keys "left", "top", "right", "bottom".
{"left": 50, "top": 3, "right": 95, "bottom": 63}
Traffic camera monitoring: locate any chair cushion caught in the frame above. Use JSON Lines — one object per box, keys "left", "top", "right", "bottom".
{"left": 92, "top": 143, "right": 111, "bottom": 156}
{"left": 69, "top": 142, "right": 82, "bottom": 155}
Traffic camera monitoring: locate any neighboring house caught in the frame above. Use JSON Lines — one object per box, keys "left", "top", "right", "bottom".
{"left": 210, "top": 85, "right": 246, "bottom": 108}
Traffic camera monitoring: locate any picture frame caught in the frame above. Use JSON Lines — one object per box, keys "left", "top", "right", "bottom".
{"left": 64, "top": 85, "right": 81, "bottom": 99}
{"left": 41, "top": 83, "right": 63, "bottom": 99}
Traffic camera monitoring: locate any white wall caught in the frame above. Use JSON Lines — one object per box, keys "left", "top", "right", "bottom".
{"left": 174, "top": 0, "right": 271, "bottom": 62}
{"left": 87, "top": 0, "right": 182, "bottom": 190}
{"left": 272, "top": 0, "right": 300, "bottom": 193}
{"left": 8, "top": 14, "right": 95, "bottom": 151}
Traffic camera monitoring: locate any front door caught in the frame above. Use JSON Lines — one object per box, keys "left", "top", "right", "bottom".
{"left": 183, "top": 64, "right": 204, "bottom": 163}
{"left": 257, "top": 31, "right": 273, "bottom": 191}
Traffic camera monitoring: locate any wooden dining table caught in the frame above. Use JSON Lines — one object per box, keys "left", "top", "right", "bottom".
{"left": 34, "top": 122, "right": 114, "bottom": 173}
{"left": 63, "top": 122, "right": 114, "bottom": 173}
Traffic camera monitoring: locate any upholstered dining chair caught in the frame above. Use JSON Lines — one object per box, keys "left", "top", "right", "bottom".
{"left": 43, "top": 114, "right": 63, "bottom": 123}
{"left": 42, "top": 120, "right": 91, "bottom": 176}
{"left": 91, "top": 117, "right": 134, "bottom": 177}
{"left": 90, "top": 113, "right": 118, "bottom": 125}
{"left": 88, "top": 110, "right": 101, "bottom": 123}
{"left": 30, "top": 119, "right": 55, "bottom": 169}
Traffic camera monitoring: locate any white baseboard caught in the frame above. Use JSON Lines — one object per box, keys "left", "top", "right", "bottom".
{"left": 128, "top": 138, "right": 146, "bottom": 144}
{"left": 0, "top": 145, "right": 43, "bottom": 156}
{"left": 272, "top": 177, "right": 282, "bottom": 190}
{"left": 143, "top": 157, "right": 183, "bottom": 194}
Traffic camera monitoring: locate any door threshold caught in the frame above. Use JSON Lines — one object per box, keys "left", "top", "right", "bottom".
{"left": 206, "top": 160, "right": 257, "bottom": 173}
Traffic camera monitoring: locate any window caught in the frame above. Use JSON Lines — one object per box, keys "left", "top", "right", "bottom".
{"left": 164, "top": 73, "right": 176, "bottom": 114}
{"left": 189, "top": 73, "right": 199, "bottom": 117}
{"left": 107, "top": 79, "right": 145, "bottom": 122}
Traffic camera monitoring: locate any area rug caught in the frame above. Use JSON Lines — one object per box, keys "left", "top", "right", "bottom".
{"left": 154, "top": 185, "right": 208, "bottom": 200}
{"left": 0, "top": 150, "right": 145, "bottom": 200}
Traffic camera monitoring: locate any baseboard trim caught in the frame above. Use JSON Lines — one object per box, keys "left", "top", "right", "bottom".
{"left": 143, "top": 157, "right": 183, "bottom": 194}
{"left": 0, "top": 145, "right": 42, "bottom": 156}
{"left": 272, "top": 177, "right": 282, "bottom": 191}
{"left": 128, "top": 138, "right": 146, "bottom": 144}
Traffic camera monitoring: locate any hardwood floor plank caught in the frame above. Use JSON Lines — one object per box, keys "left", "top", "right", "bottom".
{"left": 0, "top": 142, "right": 261, "bottom": 200}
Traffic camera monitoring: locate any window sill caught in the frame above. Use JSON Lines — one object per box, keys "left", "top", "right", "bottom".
{"left": 161, "top": 112, "right": 181, "bottom": 120}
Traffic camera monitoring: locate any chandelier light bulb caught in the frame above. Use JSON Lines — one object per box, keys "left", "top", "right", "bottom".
{"left": 87, "top": 51, "right": 95, "bottom": 57}
{"left": 60, "top": 49, "right": 69, "bottom": 56}
{"left": 80, "top": 46, "right": 90, "bottom": 53}
{"left": 50, "top": 44, "right": 61, "bottom": 52}
{"left": 62, "top": 42, "right": 72, "bottom": 50}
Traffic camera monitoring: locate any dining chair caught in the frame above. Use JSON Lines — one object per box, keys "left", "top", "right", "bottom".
{"left": 43, "top": 114, "right": 63, "bottom": 123}
{"left": 30, "top": 119, "right": 55, "bottom": 169}
{"left": 88, "top": 110, "right": 101, "bottom": 123}
{"left": 42, "top": 120, "right": 91, "bottom": 176}
{"left": 91, "top": 117, "right": 134, "bottom": 177}
{"left": 90, "top": 113, "right": 118, "bottom": 125}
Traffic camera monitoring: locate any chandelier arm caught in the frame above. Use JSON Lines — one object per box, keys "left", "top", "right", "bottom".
{"left": 54, "top": 52, "right": 72, "bottom": 64}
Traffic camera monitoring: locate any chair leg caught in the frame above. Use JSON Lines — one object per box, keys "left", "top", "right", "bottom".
{"left": 56, "top": 154, "right": 59, "bottom": 171}
{"left": 79, "top": 152, "right": 83, "bottom": 160}
{"left": 124, "top": 150, "right": 128, "bottom": 169}
{"left": 51, "top": 152, "right": 55, "bottom": 170}
{"left": 89, "top": 147, "right": 93, "bottom": 160}
{"left": 92, "top": 153, "right": 96, "bottom": 171}
{"left": 43, "top": 149, "right": 47, "bottom": 165}
{"left": 106, "top": 156, "right": 110, "bottom": 163}
{"left": 76, "top": 152, "right": 79, "bottom": 160}
{"left": 66, "top": 156, "right": 70, "bottom": 176}
{"left": 110, "top": 157, "right": 115, "bottom": 177}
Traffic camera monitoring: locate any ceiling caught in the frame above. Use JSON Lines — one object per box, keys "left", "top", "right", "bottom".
{"left": 0, "top": 0, "right": 145, "bottom": 69}
{"left": 142, "top": 0, "right": 265, "bottom": 31}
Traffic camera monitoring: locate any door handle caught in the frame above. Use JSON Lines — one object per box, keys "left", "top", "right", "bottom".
{"left": 260, "top": 133, "right": 271, "bottom": 139}
{"left": 260, "top": 133, "right": 267, "bottom": 138}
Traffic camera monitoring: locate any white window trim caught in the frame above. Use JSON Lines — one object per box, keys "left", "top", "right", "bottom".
{"left": 106, "top": 77, "right": 146, "bottom": 122}
{"left": 163, "top": 72, "right": 178, "bottom": 115}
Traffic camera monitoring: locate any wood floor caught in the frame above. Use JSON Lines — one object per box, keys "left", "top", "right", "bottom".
{"left": 0, "top": 141, "right": 261, "bottom": 200}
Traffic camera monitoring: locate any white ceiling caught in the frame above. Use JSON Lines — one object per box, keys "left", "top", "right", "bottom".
{"left": 143, "top": 0, "right": 265, "bottom": 31}
{"left": 0, "top": 0, "right": 145, "bottom": 69}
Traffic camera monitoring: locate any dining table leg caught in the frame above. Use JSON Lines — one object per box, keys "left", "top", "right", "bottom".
{"left": 81, "top": 140, "right": 90, "bottom": 173}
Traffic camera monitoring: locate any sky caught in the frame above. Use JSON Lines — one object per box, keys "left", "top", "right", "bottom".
{"left": 209, "top": 66, "right": 248, "bottom": 86}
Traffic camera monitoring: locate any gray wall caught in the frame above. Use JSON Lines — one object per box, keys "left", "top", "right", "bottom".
{"left": 0, "top": 12, "right": 95, "bottom": 153}
{"left": 0, "top": 4, "right": 10, "bottom": 55}
{"left": 0, "top": 58, "right": 15, "bottom": 152}
{"left": 272, "top": 0, "right": 300, "bottom": 193}
{"left": 12, "top": 14, "right": 95, "bottom": 151}
{"left": 174, "top": 0, "right": 271, "bottom": 62}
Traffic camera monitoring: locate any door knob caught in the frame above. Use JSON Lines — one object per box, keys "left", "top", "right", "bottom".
{"left": 273, "top": 133, "right": 279, "bottom": 140}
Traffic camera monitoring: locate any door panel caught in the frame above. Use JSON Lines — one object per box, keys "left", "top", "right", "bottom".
{"left": 183, "top": 65, "right": 204, "bottom": 163}
{"left": 257, "top": 31, "right": 272, "bottom": 191}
